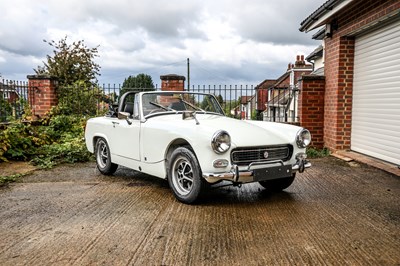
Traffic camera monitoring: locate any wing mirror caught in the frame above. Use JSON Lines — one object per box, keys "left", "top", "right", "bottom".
{"left": 182, "top": 111, "right": 200, "bottom": 125}
{"left": 118, "top": 112, "right": 132, "bottom": 125}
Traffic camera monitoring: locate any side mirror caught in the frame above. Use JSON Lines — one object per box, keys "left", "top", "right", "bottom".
{"left": 182, "top": 111, "right": 194, "bottom": 120}
{"left": 118, "top": 112, "right": 132, "bottom": 125}
{"left": 182, "top": 111, "right": 199, "bottom": 125}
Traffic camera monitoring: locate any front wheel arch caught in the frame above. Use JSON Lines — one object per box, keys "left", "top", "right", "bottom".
{"left": 167, "top": 147, "right": 206, "bottom": 204}
{"left": 164, "top": 138, "right": 196, "bottom": 177}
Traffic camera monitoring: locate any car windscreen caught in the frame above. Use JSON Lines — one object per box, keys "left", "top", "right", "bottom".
{"left": 141, "top": 93, "right": 224, "bottom": 117}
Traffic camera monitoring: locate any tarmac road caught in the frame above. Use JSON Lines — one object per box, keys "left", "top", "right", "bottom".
{"left": 0, "top": 157, "right": 399, "bottom": 265}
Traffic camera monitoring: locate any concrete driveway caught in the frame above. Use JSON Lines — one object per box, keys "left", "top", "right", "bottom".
{"left": 0, "top": 157, "right": 399, "bottom": 265}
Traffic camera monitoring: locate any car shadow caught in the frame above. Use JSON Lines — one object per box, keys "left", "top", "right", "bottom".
{"left": 200, "top": 182, "right": 297, "bottom": 206}
{"left": 100, "top": 166, "right": 170, "bottom": 189}
{"left": 102, "top": 167, "right": 297, "bottom": 206}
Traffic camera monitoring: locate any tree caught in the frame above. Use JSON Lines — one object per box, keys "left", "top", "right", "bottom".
{"left": 35, "top": 36, "right": 100, "bottom": 87}
{"left": 122, "top": 73, "right": 154, "bottom": 88}
{"left": 120, "top": 73, "right": 155, "bottom": 96}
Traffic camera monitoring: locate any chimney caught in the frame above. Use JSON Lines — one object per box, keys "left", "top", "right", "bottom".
{"left": 295, "top": 54, "right": 305, "bottom": 67}
{"left": 160, "top": 74, "right": 185, "bottom": 91}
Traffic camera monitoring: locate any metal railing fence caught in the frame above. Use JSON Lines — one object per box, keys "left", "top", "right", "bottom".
{"left": 263, "top": 87, "right": 299, "bottom": 124}
{"left": 1, "top": 80, "right": 299, "bottom": 123}
{"left": 0, "top": 80, "right": 30, "bottom": 122}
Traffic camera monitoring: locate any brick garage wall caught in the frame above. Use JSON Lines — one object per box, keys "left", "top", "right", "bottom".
{"left": 298, "top": 75, "right": 325, "bottom": 149}
{"left": 324, "top": 36, "right": 354, "bottom": 150}
{"left": 27, "top": 75, "right": 58, "bottom": 117}
{"left": 322, "top": 0, "right": 399, "bottom": 151}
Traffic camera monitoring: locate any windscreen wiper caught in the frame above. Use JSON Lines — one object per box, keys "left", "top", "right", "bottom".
{"left": 149, "top": 101, "right": 175, "bottom": 111}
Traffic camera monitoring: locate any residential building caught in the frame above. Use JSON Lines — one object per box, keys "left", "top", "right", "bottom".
{"left": 255, "top": 79, "right": 276, "bottom": 114}
{"left": 299, "top": 0, "right": 400, "bottom": 165}
{"left": 263, "top": 55, "right": 313, "bottom": 122}
{"left": 305, "top": 44, "right": 324, "bottom": 76}
{"left": 239, "top": 95, "right": 256, "bottom": 120}
{"left": 0, "top": 82, "right": 20, "bottom": 103}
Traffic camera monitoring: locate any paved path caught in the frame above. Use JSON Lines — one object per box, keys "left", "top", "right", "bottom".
{"left": 0, "top": 157, "right": 399, "bottom": 265}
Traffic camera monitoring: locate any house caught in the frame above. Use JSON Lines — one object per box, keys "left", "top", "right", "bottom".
{"left": 229, "top": 95, "right": 256, "bottom": 120}
{"left": 0, "top": 82, "right": 20, "bottom": 103}
{"left": 262, "top": 55, "right": 313, "bottom": 122}
{"left": 255, "top": 79, "right": 276, "bottom": 114}
{"left": 299, "top": 0, "right": 400, "bottom": 165}
{"left": 305, "top": 44, "right": 324, "bottom": 76}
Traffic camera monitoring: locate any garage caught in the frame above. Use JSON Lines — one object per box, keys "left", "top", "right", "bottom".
{"left": 351, "top": 19, "right": 400, "bottom": 165}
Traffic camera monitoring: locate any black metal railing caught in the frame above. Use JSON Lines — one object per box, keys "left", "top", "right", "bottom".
{"left": 1, "top": 79, "right": 299, "bottom": 123}
{"left": 0, "top": 80, "right": 30, "bottom": 122}
{"left": 263, "top": 87, "right": 299, "bottom": 124}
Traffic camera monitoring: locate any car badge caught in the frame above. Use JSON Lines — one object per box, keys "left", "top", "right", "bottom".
{"left": 263, "top": 151, "right": 269, "bottom": 159}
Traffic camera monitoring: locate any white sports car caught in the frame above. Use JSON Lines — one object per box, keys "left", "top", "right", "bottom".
{"left": 85, "top": 91, "right": 311, "bottom": 204}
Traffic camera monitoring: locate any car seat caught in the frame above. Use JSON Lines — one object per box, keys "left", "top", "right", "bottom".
{"left": 124, "top": 102, "right": 134, "bottom": 116}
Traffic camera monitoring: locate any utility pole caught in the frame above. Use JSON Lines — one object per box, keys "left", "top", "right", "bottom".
{"left": 187, "top": 58, "right": 190, "bottom": 91}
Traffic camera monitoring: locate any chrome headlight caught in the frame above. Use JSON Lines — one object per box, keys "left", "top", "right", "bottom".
{"left": 211, "top": 130, "right": 231, "bottom": 154}
{"left": 296, "top": 128, "right": 311, "bottom": 148}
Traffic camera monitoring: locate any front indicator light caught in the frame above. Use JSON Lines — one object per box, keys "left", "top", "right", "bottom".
{"left": 213, "top": 159, "right": 229, "bottom": 168}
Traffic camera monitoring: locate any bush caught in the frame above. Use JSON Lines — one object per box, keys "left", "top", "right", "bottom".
{"left": 0, "top": 105, "right": 92, "bottom": 168}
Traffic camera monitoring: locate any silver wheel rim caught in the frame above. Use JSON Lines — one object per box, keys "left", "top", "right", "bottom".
{"left": 171, "top": 156, "right": 194, "bottom": 196}
{"left": 97, "top": 140, "right": 108, "bottom": 169}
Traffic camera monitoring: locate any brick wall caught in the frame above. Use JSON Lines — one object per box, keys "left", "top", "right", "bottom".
{"left": 27, "top": 75, "right": 58, "bottom": 117}
{"left": 298, "top": 75, "right": 325, "bottom": 149}
{"left": 321, "top": 0, "right": 399, "bottom": 151}
{"left": 324, "top": 36, "right": 354, "bottom": 150}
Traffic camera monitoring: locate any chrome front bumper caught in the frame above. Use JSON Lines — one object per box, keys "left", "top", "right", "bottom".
{"left": 202, "top": 156, "right": 311, "bottom": 184}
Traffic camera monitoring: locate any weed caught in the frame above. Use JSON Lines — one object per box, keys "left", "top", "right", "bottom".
{"left": 307, "top": 147, "right": 331, "bottom": 158}
{"left": 0, "top": 173, "right": 22, "bottom": 185}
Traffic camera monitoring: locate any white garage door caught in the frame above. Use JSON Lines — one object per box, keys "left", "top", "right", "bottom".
{"left": 351, "top": 19, "right": 400, "bottom": 165}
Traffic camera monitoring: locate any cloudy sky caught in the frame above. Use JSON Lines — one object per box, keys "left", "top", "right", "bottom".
{"left": 0, "top": 0, "right": 325, "bottom": 86}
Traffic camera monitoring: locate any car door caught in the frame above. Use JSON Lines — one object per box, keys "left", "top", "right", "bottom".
{"left": 110, "top": 113, "right": 141, "bottom": 162}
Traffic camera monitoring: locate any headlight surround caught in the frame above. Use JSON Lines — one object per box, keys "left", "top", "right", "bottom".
{"left": 296, "top": 128, "right": 311, "bottom": 148}
{"left": 211, "top": 130, "right": 231, "bottom": 154}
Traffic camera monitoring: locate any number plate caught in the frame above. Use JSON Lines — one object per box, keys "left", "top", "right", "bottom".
{"left": 253, "top": 165, "right": 292, "bottom": 181}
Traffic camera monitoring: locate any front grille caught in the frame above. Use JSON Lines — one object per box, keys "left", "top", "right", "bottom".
{"left": 231, "top": 145, "right": 293, "bottom": 166}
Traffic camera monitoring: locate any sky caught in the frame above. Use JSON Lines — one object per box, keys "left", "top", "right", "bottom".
{"left": 0, "top": 0, "right": 326, "bottom": 87}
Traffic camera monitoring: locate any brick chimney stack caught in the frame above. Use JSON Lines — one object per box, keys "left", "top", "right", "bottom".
{"left": 160, "top": 74, "right": 186, "bottom": 91}
{"left": 295, "top": 54, "right": 305, "bottom": 66}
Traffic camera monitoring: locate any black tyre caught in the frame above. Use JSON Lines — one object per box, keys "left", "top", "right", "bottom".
{"left": 95, "top": 138, "right": 118, "bottom": 175}
{"left": 258, "top": 174, "right": 296, "bottom": 192}
{"left": 167, "top": 147, "right": 206, "bottom": 204}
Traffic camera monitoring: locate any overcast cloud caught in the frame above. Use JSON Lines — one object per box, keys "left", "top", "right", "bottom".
{"left": 0, "top": 0, "right": 325, "bottom": 86}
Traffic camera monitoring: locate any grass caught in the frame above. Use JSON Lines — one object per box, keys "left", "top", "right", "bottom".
{"left": 306, "top": 147, "right": 330, "bottom": 159}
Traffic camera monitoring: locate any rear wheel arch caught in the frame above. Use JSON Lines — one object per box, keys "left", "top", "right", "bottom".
{"left": 94, "top": 137, "right": 118, "bottom": 175}
{"left": 93, "top": 135, "right": 107, "bottom": 150}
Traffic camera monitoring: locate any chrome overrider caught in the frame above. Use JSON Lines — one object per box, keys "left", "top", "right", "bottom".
{"left": 202, "top": 152, "right": 311, "bottom": 183}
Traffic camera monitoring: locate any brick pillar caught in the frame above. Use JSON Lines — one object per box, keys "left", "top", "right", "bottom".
{"left": 160, "top": 74, "right": 185, "bottom": 91}
{"left": 324, "top": 36, "right": 354, "bottom": 151}
{"left": 298, "top": 75, "right": 325, "bottom": 149}
{"left": 27, "top": 75, "right": 58, "bottom": 117}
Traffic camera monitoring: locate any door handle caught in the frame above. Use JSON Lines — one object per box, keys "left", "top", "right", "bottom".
{"left": 112, "top": 121, "right": 119, "bottom": 128}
